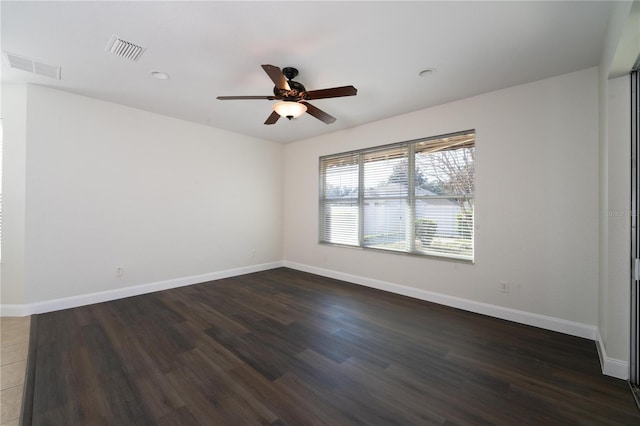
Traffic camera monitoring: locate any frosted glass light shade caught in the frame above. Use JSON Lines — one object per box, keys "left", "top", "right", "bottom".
{"left": 273, "top": 101, "right": 307, "bottom": 119}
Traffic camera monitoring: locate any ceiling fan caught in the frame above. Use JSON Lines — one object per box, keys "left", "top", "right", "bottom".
{"left": 217, "top": 64, "right": 357, "bottom": 125}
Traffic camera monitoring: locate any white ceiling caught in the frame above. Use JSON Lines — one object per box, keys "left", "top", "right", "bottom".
{"left": 1, "top": 1, "right": 614, "bottom": 143}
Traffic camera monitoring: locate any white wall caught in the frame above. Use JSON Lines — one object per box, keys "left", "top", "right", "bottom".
{"left": 3, "top": 84, "right": 283, "bottom": 306}
{"left": 603, "top": 76, "right": 631, "bottom": 363}
{"left": 284, "top": 67, "right": 600, "bottom": 328}
{"left": 1, "top": 85, "right": 27, "bottom": 305}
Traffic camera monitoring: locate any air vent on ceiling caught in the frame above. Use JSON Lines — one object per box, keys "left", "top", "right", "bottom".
{"left": 105, "top": 34, "right": 146, "bottom": 62}
{"left": 5, "top": 52, "right": 61, "bottom": 79}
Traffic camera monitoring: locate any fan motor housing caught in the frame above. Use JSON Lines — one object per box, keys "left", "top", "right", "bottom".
{"left": 273, "top": 80, "right": 308, "bottom": 100}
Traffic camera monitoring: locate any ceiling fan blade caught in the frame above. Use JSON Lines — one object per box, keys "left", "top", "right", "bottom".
{"left": 261, "top": 64, "right": 290, "bottom": 91}
{"left": 305, "top": 85, "right": 357, "bottom": 100}
{"left": 264, "top": 110, "right": 280, "bottom": 125}
{"left": 217, "top": 95, "right": 276, "bottom": 100}
{"left": 301, "top": 101, "right": 336, "bottom": 124}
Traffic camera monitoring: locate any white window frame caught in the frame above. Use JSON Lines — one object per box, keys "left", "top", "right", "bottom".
{"left": 319, "top": 130, "right": 475, "bottom": 262}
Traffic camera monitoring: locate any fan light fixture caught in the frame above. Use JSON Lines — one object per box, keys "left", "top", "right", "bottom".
{"left": 273, "top": 101, "right": 307, "bottom": 120}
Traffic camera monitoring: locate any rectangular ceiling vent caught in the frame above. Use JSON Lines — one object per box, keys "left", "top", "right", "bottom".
{"left": 5, "top": 52, "right": 61, "bottom": 79}
{"left": 105, "top": 34, "right": 146, "bottom": 62}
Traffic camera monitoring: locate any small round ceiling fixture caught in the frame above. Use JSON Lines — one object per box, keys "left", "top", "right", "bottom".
{"left": 151, "top": 71, "right": 170, "bottom": 80}
{"left": 418, "top": 68, "right": 436, "bottom": 77}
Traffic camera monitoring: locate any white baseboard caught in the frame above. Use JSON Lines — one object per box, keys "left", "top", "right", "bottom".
{"left": 0, "top": 304, "right": 27, "bottom": 317}
{"left": 0, "top": 261, "right": 284, "bottom": 317}
{"left": 283, "top": 261, "right": 597, "bottom": 340}
{"left": 596, "top": 330, "right": 629, "bottom": 380}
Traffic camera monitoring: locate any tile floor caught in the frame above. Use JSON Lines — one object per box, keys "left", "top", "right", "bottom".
{"left": 1, "top": 317, "right": 30, "bottom": 426}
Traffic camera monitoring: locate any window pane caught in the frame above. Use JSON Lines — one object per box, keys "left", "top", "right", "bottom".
{"left": 415, "top": 198, "right": 473, "bottom": 260}
{"left": 364, "top": 147, "right": 408, "bottom": 197}
{"left": 362, "top": 146, "right": 409, "bottom": 251}
{"left": 415, "top": 145, "right": 475, "bottom": 198}
{"left": 364, "top": 199, "right": 408, "bottom": 252}
{"left": 321, "top": 202, "right": 359, "bottom": 246}
{"left": 321, "top": 154, "right": 359, "bottom": 200}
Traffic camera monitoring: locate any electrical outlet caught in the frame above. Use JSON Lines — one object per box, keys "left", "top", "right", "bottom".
{"left": 500, "top": 281, "right": 509, "bottom": 293}
{"left": 115, "top": 267, "right": 123, "bottom": 277}
{"left": 251, "top": 250, "right": 256, "bottom": 258}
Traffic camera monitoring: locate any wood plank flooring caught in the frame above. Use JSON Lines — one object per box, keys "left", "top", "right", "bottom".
{"left": 25, "top": 268, "right": 640, "bottom": 425}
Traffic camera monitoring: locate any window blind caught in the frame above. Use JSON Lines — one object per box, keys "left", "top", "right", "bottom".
{"left": 319, "top": 130, "right": 475, "bottom": 262}
{"left": 320, "top": 153, "right": 359, "bottom": 246}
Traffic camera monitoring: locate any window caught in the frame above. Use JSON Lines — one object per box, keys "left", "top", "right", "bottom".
{"left": 319, "top": 130, "right": 475, "bottom": 262}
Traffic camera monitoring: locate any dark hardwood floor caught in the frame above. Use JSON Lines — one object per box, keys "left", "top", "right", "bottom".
{"left": 25, "top": 268, "right": 640, "bottom": 425}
